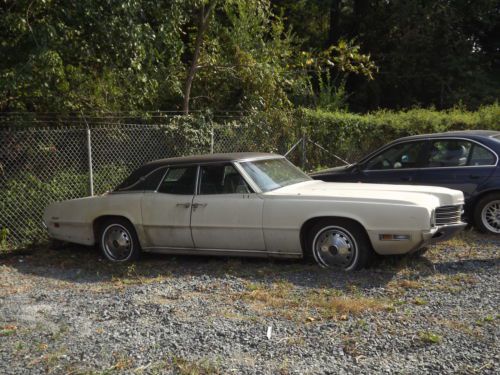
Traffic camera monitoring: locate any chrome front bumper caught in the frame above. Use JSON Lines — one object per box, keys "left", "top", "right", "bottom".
{"left": 425, "top": 222, "right": 467, "bottom": 244}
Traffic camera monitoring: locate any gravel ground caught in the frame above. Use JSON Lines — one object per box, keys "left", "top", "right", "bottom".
{"left": 0, "top": 230, "right": 499, "bottom": 374}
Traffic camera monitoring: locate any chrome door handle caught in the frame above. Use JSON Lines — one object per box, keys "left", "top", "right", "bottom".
{"left": 192, "top": 202, "right": 207, "bottom": 208}
{"left": 176, "top": 202, "right": 191, "bottom": 208}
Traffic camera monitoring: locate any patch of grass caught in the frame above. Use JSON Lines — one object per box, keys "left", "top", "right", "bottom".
{"left": 0, "top": 324, "right": 17, "bottom": 337}
{"left": 483, "top": 315, "right": 495, "bottom": 322}
{"left": 171, "top": 356, "right": 221, "bottom": 375}
{"left": 419, "top": 331, "right": 442, "bottom": 344}
{"left": 341, "top": 335, "right": 361, "bottom": 357}
{"left": 412, "top": 297, "right": 427, "bottom": 306}
{"left": 240, "top": 281, "right": 389, "bottom": 321}
{"left": 476, "top": 314, "right": 496, "bottom": 326}
{"left": 395, "top": 279, "right": 422, "bottom": 289}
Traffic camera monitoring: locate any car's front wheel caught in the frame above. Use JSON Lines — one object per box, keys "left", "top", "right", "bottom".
{"left": 474, "top": 192, "right": 500, "bottom": 234}
{"left": 307, "top": 219, "right": 373, "bottom": 271}
{"left": 99, "top": 218, "right": 141, "bottom": 262}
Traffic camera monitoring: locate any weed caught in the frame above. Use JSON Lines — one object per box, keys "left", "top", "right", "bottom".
{"left": 171, "top": 356, "right": 221, "bottom": 375}
{"left": 419, "top": 331, "right": 442, "bottom": 344}
{"left": 0, "top": 324, "right": 17, "bottom": 337}
{"left": 413, "top": 297, "right": 427, "bottom": 306}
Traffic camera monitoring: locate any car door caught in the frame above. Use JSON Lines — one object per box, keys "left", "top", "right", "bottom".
{"left": 190, "top": 163, "right": 266, "bottom": 251}
{"left": 415, "top": 138, "right": 497, "bottom": 201}
{"left": 358, "top": 140, "right": 428, "bottom": 184}
{"left": 141, "top": 165, "right": 197, "bottom": 249}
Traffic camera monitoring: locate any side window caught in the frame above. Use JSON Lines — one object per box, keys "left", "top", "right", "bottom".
{"left": 365, "top": 142, "right": 427, "bottom": 170}
{"left": 157, "top": 166, "right": 197, "bottom": 195}
{"left": 426, "top": 140, "right": 471, "bottom": 167}
{"left": 468, "top": 144, "right": 496, "bottom": 166}
{"left": 199, "top": 164, "right": 251, "bottom": 195}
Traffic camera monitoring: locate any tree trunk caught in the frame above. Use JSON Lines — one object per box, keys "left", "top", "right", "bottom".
{"left": 182, "top": 1, "right": 216, "bottom": 115}
{"left": 328, "top": 0, "right": 341, "bottom": 47}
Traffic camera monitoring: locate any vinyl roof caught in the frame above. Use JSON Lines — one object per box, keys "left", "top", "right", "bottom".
{"left": 114, "top": 152, "right": 280, "bottom": 191}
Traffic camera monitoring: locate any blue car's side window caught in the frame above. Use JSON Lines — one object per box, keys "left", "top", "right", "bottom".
{"left": 426, "top": 140, "right": 471, "bottom": 167}
{"left": 365, "top": 141, "right": 427, "bottom": 170}
{"left": 423, "top": 140, "right": 496, "bottom": 168}
{"left": 468, "top": 145, "right": 496, "bottom": 166}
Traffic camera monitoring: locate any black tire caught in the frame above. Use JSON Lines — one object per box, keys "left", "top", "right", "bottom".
{"left": 473, "top": 192, "right": 500, "bottom": 235}
{"left": 306, "top": 218, "right": 374, "bottom": 271}
{"left": 98, "top": 218, "right": 141, "bottom": 262}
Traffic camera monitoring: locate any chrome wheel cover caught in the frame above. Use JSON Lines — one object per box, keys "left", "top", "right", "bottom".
{"left": 481, "top": 200, "right": 500, "bottom": 234}
{"left": 102, "top": 224, "right": 133, "bottom": 261}
{"left": 312, "top": 226, "right": 358, "bottom": 269}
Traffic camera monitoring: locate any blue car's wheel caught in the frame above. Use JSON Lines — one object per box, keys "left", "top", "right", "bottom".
{"left": 474, "top": 193, "right": 500, "bottom": 234}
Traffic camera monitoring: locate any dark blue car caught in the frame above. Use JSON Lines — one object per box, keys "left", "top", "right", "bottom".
{"left": 311, "top": 130, "right": 500, "bottom": 234}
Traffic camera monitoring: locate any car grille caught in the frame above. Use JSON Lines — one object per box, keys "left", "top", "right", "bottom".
{"left": 435, "top": 205, "right": 463, "bottom": 226}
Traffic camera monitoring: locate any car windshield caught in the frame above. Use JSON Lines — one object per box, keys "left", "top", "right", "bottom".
{"left": 239, "top": 158, "right": 311, "bottom": 192}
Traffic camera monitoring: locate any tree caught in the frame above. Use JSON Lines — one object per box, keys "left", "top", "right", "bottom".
{"left": 272, "top": 0, "right": 500, "bottom": 110}
{"left": 182, "top": 0, "right": 217, "bottom": 114}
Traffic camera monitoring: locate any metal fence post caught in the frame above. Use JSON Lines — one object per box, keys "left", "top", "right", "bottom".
{"left": 301, "top": 131, "right": 307, "bottom": 170}
{"left": 210, "top": 126, "right": 214, "bottom": 154}
{"left": 86, "top": 127, "right": 94, "bottom": 196}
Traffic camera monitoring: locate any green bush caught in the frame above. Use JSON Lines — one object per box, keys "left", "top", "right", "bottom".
{"left": 0, "top": 165, "right": 128, "bottom": 246}
{"left": 296, "top": 104, "right": 500, "bottom": 168}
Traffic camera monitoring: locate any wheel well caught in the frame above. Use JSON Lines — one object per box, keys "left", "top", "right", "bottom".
{"left": 92, "top": 215, "right": 134, "bottom": 243}
{"left": 299, "top": 216, "right": 369, "bottom": 254}
{"left": 469, "top": 190, "right": 500, "bottom": 215}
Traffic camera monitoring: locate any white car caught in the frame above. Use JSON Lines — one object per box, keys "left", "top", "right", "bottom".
{"left": 43, "top": 153, "right": 466, "bottom": 271}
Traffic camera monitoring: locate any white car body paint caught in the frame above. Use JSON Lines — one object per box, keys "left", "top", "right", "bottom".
{"left": 43, "top": 154, "right": 466, "bottom": 259}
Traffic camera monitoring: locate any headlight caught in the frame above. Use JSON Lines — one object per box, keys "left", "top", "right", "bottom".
{"left": 430, "top": 209, "right": 436, "bottom": 227}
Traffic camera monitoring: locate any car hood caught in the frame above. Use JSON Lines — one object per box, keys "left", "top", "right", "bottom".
{"left": 266, "top": 180, "right": 464, "bottom": 208}
{"left": 309, "top": 165, "right": 352, "bottom": 177}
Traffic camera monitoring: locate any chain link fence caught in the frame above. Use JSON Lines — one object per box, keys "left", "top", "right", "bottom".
{"left": 2, "top": 114, "right": 334, "bottom": 248}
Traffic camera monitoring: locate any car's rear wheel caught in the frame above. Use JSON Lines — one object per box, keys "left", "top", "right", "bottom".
{"left": 473, "top": 193, "right": 500, "bottom": 234}
{"left": 307, "top": 219, "right": 373, "bottom": 271}
{"left": 99, "top": 218, "right": 141, "bottom": 262}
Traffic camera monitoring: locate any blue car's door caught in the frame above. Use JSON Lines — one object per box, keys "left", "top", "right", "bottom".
{"left": 414, "top": 138, "right": 497, "bottom": 201}
{"left": 358, "top": 140, "right": 428, "bottom": 184}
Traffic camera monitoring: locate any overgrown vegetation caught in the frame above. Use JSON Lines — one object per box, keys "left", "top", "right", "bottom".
{"left": 298, "top": 103, "right": 500, "bottom": 166}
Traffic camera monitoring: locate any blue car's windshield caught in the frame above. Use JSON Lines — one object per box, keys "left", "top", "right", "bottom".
{"left": 239, "top": 158, "right": 311, "bottom": 192}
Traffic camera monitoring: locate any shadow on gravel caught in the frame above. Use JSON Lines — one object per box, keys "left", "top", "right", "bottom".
{"left": 4, "top": 242, "right": 498, "bottom": 292}
{"left": 433, "top": 258, "right": 499, "bottom": 275}
{"left": 2, "top": 244, "right": 400, "bottom": 291}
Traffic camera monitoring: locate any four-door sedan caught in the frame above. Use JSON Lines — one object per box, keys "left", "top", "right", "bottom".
{"left": 311, "top": 131, "right": 500, "bottom": 235}
{"left": 44, "top": 153, "right": 466, "bottom": 271}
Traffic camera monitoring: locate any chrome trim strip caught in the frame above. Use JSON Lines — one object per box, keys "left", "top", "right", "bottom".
{"left": 142, "top": 246, "right": 300, "bottom": 256}
{"left": 194, "top": 165, "right": 201, "bottom": 196}
{"left": 233, "top": 162, "right": 262, "bottom": 194}
{"left": 154, "top": 167, "right": 169, "bottom": 192}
